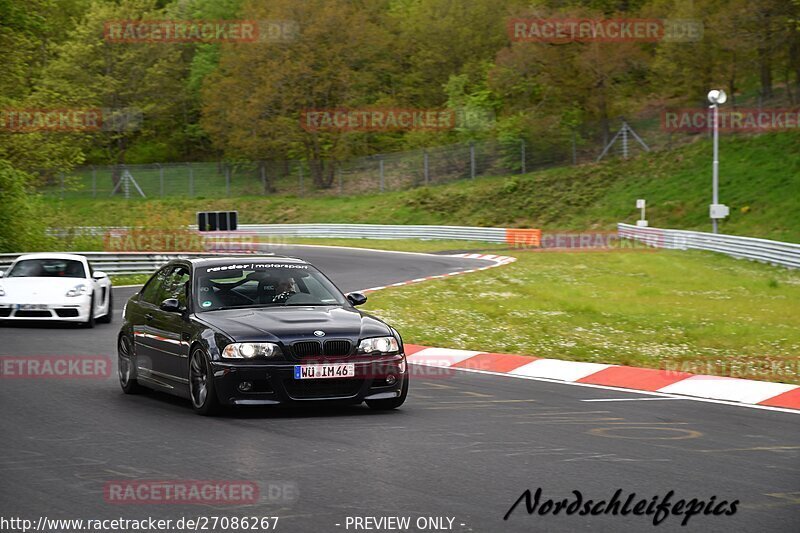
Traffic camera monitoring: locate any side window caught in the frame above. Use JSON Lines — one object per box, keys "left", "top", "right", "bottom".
{"left": 161, "top": 267, "right": 191, "bottom": 308}
{"left": 139, "top": 268, "right": 170, "bottom": 305}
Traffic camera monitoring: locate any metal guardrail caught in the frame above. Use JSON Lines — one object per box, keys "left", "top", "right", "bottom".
{"left": 618, "top": 223, "right": 800, "bottom": 269}
{"left": 0, "top": 250, "right": 273, "bottom": 276}
{"left": 233, "top": 224, "right": 511, "bottom": 242}
{"left": 49, "top": 224, "right": 542, "bottom": 244}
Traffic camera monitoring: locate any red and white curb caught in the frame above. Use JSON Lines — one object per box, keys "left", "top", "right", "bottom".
{"left": 402, "top": 345, "right": 800, "bottom": 413}
{"left": 360, "top": 254, "right": 516, "bottom": 294}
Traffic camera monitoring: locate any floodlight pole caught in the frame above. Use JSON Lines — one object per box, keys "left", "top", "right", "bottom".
{"left": 711, "top": 102, "right": 720, "bottom": 234}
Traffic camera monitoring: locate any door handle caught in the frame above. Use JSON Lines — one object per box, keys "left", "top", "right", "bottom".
{"left": 145, "top": 313, "right": 154, "bottom": 321}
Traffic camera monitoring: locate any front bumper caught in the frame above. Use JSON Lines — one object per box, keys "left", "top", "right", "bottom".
{"left": 0, "top": 299, "right": 91, "bottom": 322}
{"left": 210, "top": 355, "right": 407, "bottom": 406}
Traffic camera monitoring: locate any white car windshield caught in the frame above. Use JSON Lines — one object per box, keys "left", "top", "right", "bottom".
{"left": 6, "top": 259, "right": 86, "bottom": 279}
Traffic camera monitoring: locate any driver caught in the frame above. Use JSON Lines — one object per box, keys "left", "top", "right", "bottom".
{"left": 272, "top": 276, "right": 298, "bottom": 303}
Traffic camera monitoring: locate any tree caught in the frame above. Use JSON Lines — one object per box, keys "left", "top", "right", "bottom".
{"left": 35, "top": 0, "right": 193, "bottom": 168}
{"left": 0, "top": 160, "right": 53, "bottom": 252}
{"left": 201, "top": 0, "right": 396, "bottom": 188}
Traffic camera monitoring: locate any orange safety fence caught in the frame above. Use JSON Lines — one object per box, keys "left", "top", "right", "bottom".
{"left": 504, "top": 228, "right": 542, "bottom": 247}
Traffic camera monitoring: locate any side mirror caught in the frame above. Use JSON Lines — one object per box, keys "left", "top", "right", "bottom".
{"left": 159, "top": 298, "right": 182, "bottom": 313}
{"left": 347, "top": 292, "right": 368, "bottom": 306}
{"left": 92, "top": 271, "right": 107, "bottom": 280}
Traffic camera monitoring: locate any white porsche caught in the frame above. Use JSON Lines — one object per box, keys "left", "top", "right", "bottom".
{"left": 0, "top": 253, "right": 113, "bottom": 327}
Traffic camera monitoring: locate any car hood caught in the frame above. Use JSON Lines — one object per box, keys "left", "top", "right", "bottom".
{"left": 195, "top": 305, "right": 392, "bottom": 343}
{"left": 0, "top": 277, "right": 88, "bottom": 301}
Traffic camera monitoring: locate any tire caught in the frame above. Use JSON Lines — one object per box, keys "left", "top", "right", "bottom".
{"left": 189, "top": 348, "right": 221, "bottom": 416}
{"left": 366, "top": 376, "right": 408, "bottom": 410}
{"left": 82, "top": 294, "right": 95, "bottom": 328}
{"left": 118, "top": 335, "right": 143, "bottom": 394}
{"left": 97, "top": 290, "right": 113, "bottom": 324}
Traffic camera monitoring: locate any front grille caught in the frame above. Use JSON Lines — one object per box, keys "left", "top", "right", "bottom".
{"left": 284, "top": 378, "right": 364, "bottom": 399}
{"left": 324, "top": 340, "right": 352, "bottom": 357}
{"left": 55, "top": 308, "right": 79, "bottom": 318}
{"left": 15, "top": 310, "right": 51, "bottom": 318}
{"left": 292, "top": 341, "right": 321, "bottom": 358}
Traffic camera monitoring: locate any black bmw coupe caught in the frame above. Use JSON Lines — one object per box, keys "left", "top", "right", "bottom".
{"left": 117, "top": 257, "right": 408, "bottom": 415}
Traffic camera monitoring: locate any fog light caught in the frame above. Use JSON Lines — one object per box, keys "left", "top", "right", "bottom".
{"left": 238, "top": 381, "right": 253, "bottom": 392}
{"left": 386, "top": 374, "right": 397, "bottom": 386}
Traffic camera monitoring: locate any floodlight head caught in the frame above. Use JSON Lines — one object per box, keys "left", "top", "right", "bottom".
{"left": 707, "top": 89, "right": 727, "bottom": 105}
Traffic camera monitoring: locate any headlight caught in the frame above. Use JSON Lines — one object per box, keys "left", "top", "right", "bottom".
{"left": 65, "top": 284, "right": 88, "bottom": 297}
{"left": 357, "top": 336, "right": 399, "bottom": 355}
{"left": 221, "top": 342, "right": 281, "bottom": 359}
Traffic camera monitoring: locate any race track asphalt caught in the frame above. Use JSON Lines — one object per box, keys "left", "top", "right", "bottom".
{"left": 1, "top": 245, "right": 798, "bottom": 533}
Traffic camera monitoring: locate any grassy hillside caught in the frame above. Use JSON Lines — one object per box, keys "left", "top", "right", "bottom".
{"left": 45, "top": 132, "right": 800, "bottom": 242}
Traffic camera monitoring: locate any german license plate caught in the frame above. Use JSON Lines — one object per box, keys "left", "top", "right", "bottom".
{"left": 15, "top": 304, "right": 48, "bottom": 310}
{"left": 294, "top": 363, "right": 355, "bottom": 379}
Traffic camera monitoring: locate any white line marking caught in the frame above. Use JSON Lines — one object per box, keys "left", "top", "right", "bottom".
{"left": 581, "top": 397, "right": 686, "bottom": 402}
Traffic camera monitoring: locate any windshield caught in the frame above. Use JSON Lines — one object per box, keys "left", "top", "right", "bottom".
{"left": 194, "top": 262, "right": 347, "bottom": 312}
{"left": 6, "top": 259, "right": 86, "bottom": 279}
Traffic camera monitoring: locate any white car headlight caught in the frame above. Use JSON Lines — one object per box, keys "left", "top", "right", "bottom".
{"left": 222, "top": 342, "right": 281, "bottom": 359}
{"left": 65, "top": 284, "right": 88, "bottom": 297}
{"left": 357, "top": 336, "right": 399, "bottom": 355}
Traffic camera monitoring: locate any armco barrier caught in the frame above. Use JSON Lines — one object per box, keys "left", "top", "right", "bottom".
{"left": 48, "top": 224, "right": 542, "bottom": 245}
{"left": 194, "top": 223, "right": 539, "bottom": 245}
{"left": 618, "top": 223, "right": 800, "bottom": 269}
{"left": 0, "top": 250, "right": 271, "bottom": 276}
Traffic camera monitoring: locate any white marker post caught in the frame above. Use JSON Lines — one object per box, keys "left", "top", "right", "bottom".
{"left": 636, "top": 199, "right": 648, "bottom": 227}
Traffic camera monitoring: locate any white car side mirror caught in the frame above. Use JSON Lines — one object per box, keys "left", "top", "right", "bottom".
{"left": 92, "top": 271, "right": 108, "bottom": 280}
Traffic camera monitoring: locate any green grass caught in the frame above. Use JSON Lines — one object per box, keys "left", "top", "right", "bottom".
{"left": 44, "top": 131, "right": 800, "bottom": 242}
{"left": 362, "top": 248, "right": 800, "bottom": 385}
{"left": 109, "top": 273, "right": 151, "bottom": 286}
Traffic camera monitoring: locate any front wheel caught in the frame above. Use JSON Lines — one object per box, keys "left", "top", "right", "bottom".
{"left": 366, "top": 377, "right": 408, "bottom": 410}
{"left": 118, "top": 335, "right": 143, "bottom": 394}
{"left": 189, "top": 348, "right": 220, "bottom": 416}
